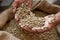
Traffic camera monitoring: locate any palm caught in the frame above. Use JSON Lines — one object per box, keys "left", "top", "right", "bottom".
{"left": 32, "top": 15, "right": 56, "bottom": 33}
{"left": 44, "top": 15, "right": 56, "bottom": 31}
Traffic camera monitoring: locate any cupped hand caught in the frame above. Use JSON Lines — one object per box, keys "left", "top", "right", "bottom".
{"left": 32, "top": 14, "right": 56, "bottom": 33}
{"left": 19, "top": 14, "right": 57, "bottom": 33}
{"left": 12, "top": 0, "right": 32, "bottom": 13}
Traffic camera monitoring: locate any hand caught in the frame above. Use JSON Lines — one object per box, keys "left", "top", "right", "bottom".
{"left": 31, "top": 14, "right": 56, "bottom": 33}
{"left": 12, "top": 0, "right": 32, "bottom": 13}
{"left": 43, "top": 15, "right": 56, "bottom": 31}
{"left": 25, "top": 15, "right": 54, "bottom": 33}
{"left": 18, "top": 14, "right": 57, "bottom": 33}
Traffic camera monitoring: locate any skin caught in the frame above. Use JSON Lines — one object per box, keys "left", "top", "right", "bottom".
{"left": 0, "top": 0, "right": 60, "bottom": 33}
{"left": 0, "top": 0, "right": 31, "bottom": 28}
{"left": 13, "top": 0, "right": 32, "bottom": 13}
{"left": 12, "top": 0, "right": 60, "bottom": 33}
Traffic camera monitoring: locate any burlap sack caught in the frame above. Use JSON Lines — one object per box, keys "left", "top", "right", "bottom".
{"left": 0, "top": 31, "right": 20, "bottom": 40}
{"left": 0, "top": 0, "right": 60, "bottom": 40}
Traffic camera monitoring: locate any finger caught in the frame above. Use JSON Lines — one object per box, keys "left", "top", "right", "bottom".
{"left": 45, "top": 15, "right": 56, "bottom": 30}
{"left": 44, "top": 20, "right": 52, "bottom": 30}
{"left": 19, "top": 23, "right": 32, "bottom": 32}
{"left": 15, "top": 14, "right": 19, "bottom": 21}
{"left": 32, "top": 27, "right": 44, "bottom": 33}
{"left": 13, "top": 0, "right": 25, "bottom": 13}
{"left": 14, "top": 0, "right": 25, "bottom": 3}
{"left": 48, "top": 22, "right": 56, "bottom": 30}
{"left": 14, "top": 0, "right": 25, "bottom": 7}
{"left": 13, "top": 0, "right": 18, "bottom": 7}
{"left": 13, "top": 7, "right": 17, "bottom": 13}
{"left": 44, "top": 16, "right": 49, "bottom": 21}
{"left": 12, "top": 1, "right": 18, "bottom": 13}
{"left": 44, "top": 20, "right": 56, "bottom": 31}
{"left": 23, "top": 26, "right": 32, "bottom": 32}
